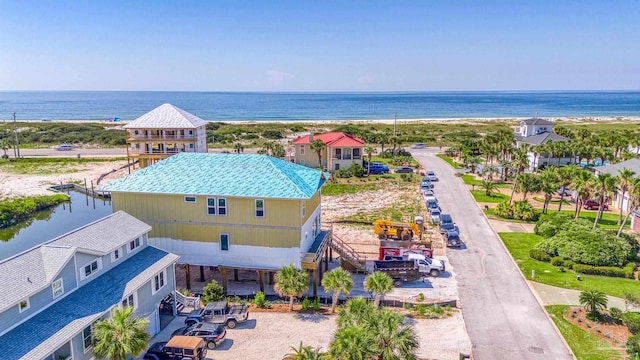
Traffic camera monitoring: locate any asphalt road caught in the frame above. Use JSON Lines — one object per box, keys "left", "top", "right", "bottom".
{"left": 411, "top": 148, "right": 573, "bottom": 360}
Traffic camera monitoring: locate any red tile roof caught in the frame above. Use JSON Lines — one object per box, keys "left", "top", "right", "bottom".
{"left": 292, "top": 132, "right": 364, "bottom": 147}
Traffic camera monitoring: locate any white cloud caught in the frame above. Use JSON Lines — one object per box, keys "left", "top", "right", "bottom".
{"left": 265, "top": 69, "right": 293, "bottom": 84}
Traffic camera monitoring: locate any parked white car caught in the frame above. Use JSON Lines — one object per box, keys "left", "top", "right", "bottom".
{"left": 55, "top": 144, "right": 74, "bottom": 151}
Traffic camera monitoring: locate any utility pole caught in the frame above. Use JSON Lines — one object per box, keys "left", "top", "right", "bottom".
{"left": 13, "top": 113, "right": 21, "bottom": 158}
{"left": 394, "top": 113, "right": 397, "bottom": 137}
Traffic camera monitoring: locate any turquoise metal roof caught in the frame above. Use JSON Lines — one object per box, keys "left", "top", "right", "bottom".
{"left": 100, "top": 153, "right": 329, "bottom": 199}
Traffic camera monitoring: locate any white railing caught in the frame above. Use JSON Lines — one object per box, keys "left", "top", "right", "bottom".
{"left": 175, "top": 290, "right": 200, "bottom": 310}
{"left": 128, "top": 134, "right": 196, "bottom": 140}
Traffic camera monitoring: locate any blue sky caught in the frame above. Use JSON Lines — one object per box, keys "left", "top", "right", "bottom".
{"left": 0, "top": 1, "right": 638, "bottom": 91}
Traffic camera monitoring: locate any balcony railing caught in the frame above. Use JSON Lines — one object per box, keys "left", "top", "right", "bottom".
{"left": 332, "top": 155, "right": 362, "bottom": 160}
{"left": 129, "top": 148, "right": 195, "bottom": 155}
{"left": 128, "top": 134, "right": 196, "bottom": 140}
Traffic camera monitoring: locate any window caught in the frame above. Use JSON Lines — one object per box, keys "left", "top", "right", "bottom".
{"left": 353, "top": 148, "right": 361, "bottom": 159}
{"left": 335, "top": 148, "right": 341, "bottom": 159}
{"left": 334, "top": 164, "right": 340, "bottom": 171}
{"left": 188, "top": 130, "right": 193, "bottom": 135}
{"left": 52, "top": 278, "right": 64, "bottom": 298}
{"left": 19, "top": 298, "right": 30, "bottom": 312}
{"left": 153, "top": 270, "right": 166, "bottom": 294}
{"left": 220, "top": 233, "right": 229, "bottom": 251}
{"left": 300, "top": 145, "right": 305, "bottom": 155}
{"left": 83, "top": 325, "right": 93, "bottom": 351}
{"left": 121, "top": 293, "right": 137, "bottom": 309}
{"left": 255, "top": 199, "right": 265, "bottom": 217}
{"left": 111, "top": 247, "right": 121, "bottom": 262}
{"left": 82, "top": 259, "right": 102, "bottom": 279}
{"left": 189, "top": 143, "right": 194, "bottom": 148}
{"left": 218, "top": 198, "right": 227, "bottom": 216}
{"left": 128, "top": 237, "right": 141, "bottom": 252}
{"left": 207, "top": 197, "right": 216, "bottom": 215}
{"left": 184, "top": 196, "right": 197, "bottom": 203}
{"left": 343, "top": 148, "right": 352, "bottom": 160}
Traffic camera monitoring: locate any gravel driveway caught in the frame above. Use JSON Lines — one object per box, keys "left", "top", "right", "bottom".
{"left": 410, "top": 149, "right": 573, "bottom": 360}
{"left": 143, "top": 311, "right": 470, "bottom": 360}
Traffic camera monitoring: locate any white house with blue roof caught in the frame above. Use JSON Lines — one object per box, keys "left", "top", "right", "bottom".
{"left": 100, "top": 153, "right": 332, "bottom": 295}
{"left": 0, "top": 211, "right": 179, "bottom": 360}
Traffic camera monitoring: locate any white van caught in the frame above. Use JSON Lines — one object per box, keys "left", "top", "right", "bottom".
{"left": 55, "top": 144, "right": 74, "bottom": 151}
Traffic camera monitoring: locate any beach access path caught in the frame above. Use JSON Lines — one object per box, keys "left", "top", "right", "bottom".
{"left": 410, "top": 148, "right": 573, "bottom": 360}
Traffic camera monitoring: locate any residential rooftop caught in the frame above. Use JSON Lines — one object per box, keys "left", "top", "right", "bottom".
{"left": 292, "top": 132, "right": 364, "bottom": 147}
{"left": 0, "top": 246, "right": 178, "bottom": 360}
{"left": 520, "top": 117, "right": 555, "bottom": 126}
{"left": 0, "top": 211, "right": 151, "bottom": 313}
{"left": 594, "top": 158, "right": 640, "bottom": 176}
{"left": 517, "top": 132, "right": 568, "bottom": 145}
{"left": 99, "top": 153, "right": 330, "bottom": 199}
{"left": 123, "top": 103, "right": 207, "bottom": 129}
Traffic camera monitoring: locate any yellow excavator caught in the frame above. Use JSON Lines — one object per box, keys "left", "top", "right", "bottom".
{"left": 373, "top": 220, "right": 421, "bottom": 241}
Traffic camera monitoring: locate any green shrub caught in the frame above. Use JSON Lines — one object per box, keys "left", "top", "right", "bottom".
{"left": 494, "top": 201, "right": 514, "bottom": 219}
{"left": 513, "top": 200, "right": 538, "bottom": 221}
{"left": 200, "top": 280, "right": 224, "bottom": 304}
{"left": 301, "top": 297, "right": 311, "bottom": 311}
{"left": 261, "top": 130, "right": 283, "bottom": 139}
{"left": 623, "top": 312, "right": 640, "bottom": 334}
{"left": 0, "top": 194, "right": 69, "bottom": 228}
{"left": 349, "top": 164, "right": 366, "bottom": 178}
{"left": 627, "top": 334, "right": 640, "bottom": 358}
{"left": 609, "top": 307, "right": 623, "bottom": 323}
{"left": 586, "top": 311, "right": 604, "bottom": 322}
{"left": 550, "top": 256, "right": 565, "bottom": 266}
{"left": 572, "top": 264, "right": 632, "bottom": 278}
{"left": 253, "top": 291, "right": 271, "bottom": 309}
{"left": 312, "top": 297, "right": 321, "bottom": 311}
{"left": 416, "top": 293, "right": 425, "bottom": 303}
{"left": 335, "top": 168, "right": 352, "bottom": 178}
{"left": 413, "top": 304, "right": 427, "bottom": 317}
{"left": 400, "top": 173, "right": 414, "bottom": 182}
{"left": 534, "top": 212, "right": 581, "bottom": 238}
{"left": 563, "top": 260, "right": 575, "bottom": 269}
{"left": 529, "top": 249, "right": 551, "bottom": 262}
{"left": 177, "top": 288, "right": 194, "bottom": 297}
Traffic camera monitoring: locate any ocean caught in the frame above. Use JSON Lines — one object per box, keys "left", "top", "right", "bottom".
{"left": 1, "top": 91, "right": 639, "bottom": 122}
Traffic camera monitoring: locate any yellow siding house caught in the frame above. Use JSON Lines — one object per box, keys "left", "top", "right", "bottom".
{"left": 99, "top": 153, "right": 330, "bottom": 273}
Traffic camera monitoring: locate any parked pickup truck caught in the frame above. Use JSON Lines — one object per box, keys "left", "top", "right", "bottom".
{"left": 143, "top": 336, "right": 208, "bottom": 360}
{"left": 185, "top": 301, "right": 249, "bottom": 328}
{"left": 377, "top": 254, "right": 446, "bottom": 283}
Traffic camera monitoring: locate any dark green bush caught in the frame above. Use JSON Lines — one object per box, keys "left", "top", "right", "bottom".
{"left": 495, "top": 201, "right": 514, "bottom": 219}
{"left": 301, "top": 297, "right": 311, "bottom": 311}
{"left": 529, "top": 249, "right": 551, "bottom": 262}
{"left": 201, "top": 280, "right": 224, "bottom": 304}
{"left": 572, "top": 264, "right": 633, "bottom": 278}
{"left": 610, "top": 307, "right": 623, "bottom": 323}
{"left": 627, "top": 334, "right": 640, "bottom": 358}
{"left": 0, "top": 194, "right": 69, "bottom": 228}
{"left": 623, "top": 312, "right": 640, "bottom": 334}
{"left": 563, "top": 260, "right": 575, "bottom": 270}
{"left": 253, "top": 291, "right": 270, "bottom": 309}
{"left": 349, "top": 164, "right": 366, "bottom": 178}
{"left": 551, "top": 257, "right": 565, "bottom": 266}
{"left": 261, "top": 130, "right": 283, "bottom": 139}
{"left": 335, "top": 168, "right": 352, "bottom": 178}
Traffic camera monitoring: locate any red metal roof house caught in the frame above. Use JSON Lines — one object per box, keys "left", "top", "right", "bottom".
{"left": 292, "top": 132, "right": 365, "bottom": 171}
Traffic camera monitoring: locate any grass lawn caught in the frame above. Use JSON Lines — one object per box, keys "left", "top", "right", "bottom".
{"left": 485, "top": 206, "right": 629, "bottom": 230}
{"left": 462, "top": 174, "right": 512, "bottom": 188}
{"left": 321, "top": 182, "right": 383, "bottom": 196}
{"left": 436, "top": 154, "right": 464, "bottom": 169}
{"left": 532, "top": 196, "right": 571, "bottom": 206}
{"left": 499, "top": 232, "right": 640, "bottom": 298}
{"left": 470, "top": 190, "right": 510, "bottom": 203}
{"left": 546, "top": 305, "right": 622, "bottom": 360}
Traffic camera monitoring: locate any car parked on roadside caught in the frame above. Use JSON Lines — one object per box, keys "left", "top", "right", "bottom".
{"left": 439, "top": 213, "right": 457, "bottom": 233}
{"left": 558, "top": 187, "right": 572, "bottom": 196}
{"left": 421, "top": 178, "right": 435, "bottom": 189}
{"left": 366, "top": 163, "right": 390, "bottom": 174}
{"left": 444, "top": 230, "right": 462, "bottom": 247}
{"left": 395, "top": 166, "right": 414, "bottom": 174}
{"left": 429, "top": 208, "right": 441, "bottom": 224}
{"left": 422, "top": 189, "right": 435, "bottom": 198}
{"left": 583, "top": 199, "right": 609, "bottom": 210}
{"left": 426, "top": 198, "right": 439, "bottom": 211}
{"left": 143, "top": 336, "right": 208, "bottom": 360}
{"left": 171, "top": 322, "right": 226, "bottom": 350}
{"left": 426, "top": 170, "right": 439, "bottom": 182}
{"left": 411, "top": 143, "right": 426, "bottom": 149}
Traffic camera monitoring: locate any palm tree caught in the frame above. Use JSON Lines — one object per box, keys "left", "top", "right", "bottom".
{"left": 321, "top": 268, "right": 354, "bottom": 314}
{"left": 92, "top": 306, "right": 149, "bottom": 360}
{"left": 0, "top": 139, "right": 9, "bottom": 158}
{"left": 337, "top": 297, "right": 374, "bottom": 329}
{"left": 556, "top": 166, "right": 578, "bottom": 211}
{"left": 508, "top": 148, "right": 530, "bottom": 204}
{"left": 274, "top": 264, "right": 309, "bottom": 311}
{"left": 579, "top": 290, "right": 608, "bottom": 317}
{"left": 329, "top": 326, "right": 376, "bottom": 360}
{"left": 592, "top": 173, "right": 618, "bottom": 230}
{"left": 364, "top": 272, "right": 393, "bottom": 307}
{"left": 466, "top": 156, "right": 481, "bottom": 174}
{"left": 364, "top": 146, "right": 377, "bottom": 175}
{"left": 390, "top": 135, "right": 400, "bottom": 156}
{"left": 538, "top": 167, "right": 559, "bottom": 214}
{"left": 370, "top": 309, "right": 419, "bottom": 360}
{"left": 571, "top": 170, "right": 595, "bottom": 219}
{"left": 284, "top": 342, "right": 325, "bottom": 360}
{"left": 233, "top": 142, "right": 244, "bottom": 154}
{"left": 616, "top": 168, "right": 636, "bottom": 225}
{"left": 482, "top": 163, "right": 499, "bottom": 182}
{"left": 378, "top": 133, "right": 389, "bottom": 153}
{"left": 481, "top": 180, "right": 499, "bottom": 197}
{"left": 310, "top": 140, "right": 326, "bottom": 168}
{"left": 516, "top": 173, "right": 540, "bottom": 201}
{"left": 618, "top": 178, "right": 640, "bottom": 237}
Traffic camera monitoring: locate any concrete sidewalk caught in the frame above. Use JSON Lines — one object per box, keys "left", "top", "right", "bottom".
{"left": 529, "top": 282, "right": 638, "bottom": 311}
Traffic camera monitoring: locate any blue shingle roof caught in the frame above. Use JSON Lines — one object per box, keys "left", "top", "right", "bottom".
{"left": 99, "top": 153, "right": 329, "bottom": 199}
{"left": 0, "top": 246, "right": 174, "bottom": 360}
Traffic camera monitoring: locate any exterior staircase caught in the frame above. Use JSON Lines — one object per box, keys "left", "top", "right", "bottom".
{"left": 329, "top": 233, "right": 369, "bottom": 273}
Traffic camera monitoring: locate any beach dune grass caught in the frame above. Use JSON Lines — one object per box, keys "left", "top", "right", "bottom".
{"left": 499, "top": 232, "right": 640, "bottom": 298}
{"left": 436, "top": 154, "right": 464, "bottom": 169}
{"left": 546, "top": 305, "right": 622, "bottom": 360}
{"left": 0, "top": 157, "right": 126, "bottom": 175}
